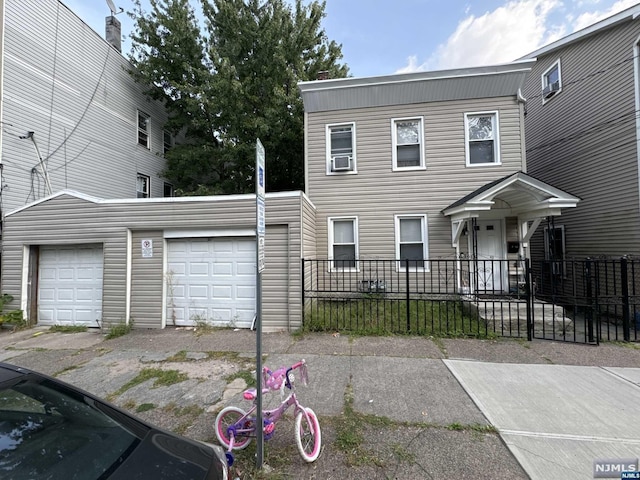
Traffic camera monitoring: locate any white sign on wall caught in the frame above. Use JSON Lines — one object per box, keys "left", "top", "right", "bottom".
{"left": 141, "top": 239, "right": 153, "bottom": 258}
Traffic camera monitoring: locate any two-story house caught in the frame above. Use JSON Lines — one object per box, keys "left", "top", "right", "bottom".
{"left": 0, "top": 0, "right": 173, "bottom": 218}
{"left": 299, "top": 62, "right": 580, "bottom": 294}
{"left": 520, "top": 4, "right": 640, "bottom": 262}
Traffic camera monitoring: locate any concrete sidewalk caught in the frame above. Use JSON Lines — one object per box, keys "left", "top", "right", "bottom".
{"left": 1, "top": 327, "right": 639, "bottom": 479}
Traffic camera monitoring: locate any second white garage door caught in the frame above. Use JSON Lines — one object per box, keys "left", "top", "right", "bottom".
{"left": 167, "top": 237, "right": 256, "bottom": 328}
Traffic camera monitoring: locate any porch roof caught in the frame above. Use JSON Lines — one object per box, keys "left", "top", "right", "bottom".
{"left": 441, "top": 171, "right": 580, "bottom": 221}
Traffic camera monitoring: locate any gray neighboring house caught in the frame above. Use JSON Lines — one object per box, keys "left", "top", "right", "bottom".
{"left": 299, "top": 62, "right": 580, "bottom": 294}
{"left": 0, "top": 0, "right": 173, "bottom": 215}
{"left": 519, "top": 4, "right": 640, "bottom": 261}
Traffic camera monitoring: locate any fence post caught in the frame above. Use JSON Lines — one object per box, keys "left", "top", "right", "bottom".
{"left": 525, "top": 258, "right": 532, "bottom": 341}
{"left": 405, "top": 259, "right": 410, "bottom": 332}
{"left": 621, "top": 256, "right": 630, "bottom": 342}
{"left": 301, "top": 259, "right": 306, "bottom": 327}
{"left": 585, "top": 259, "right": 595, "bottom": 344}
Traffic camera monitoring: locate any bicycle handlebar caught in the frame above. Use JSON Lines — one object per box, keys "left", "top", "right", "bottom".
{"left": 262, "top": 359, "right": 307, "bottom": 391}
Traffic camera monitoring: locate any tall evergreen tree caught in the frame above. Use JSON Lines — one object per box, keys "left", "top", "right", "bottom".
{"left": 128, "top": 0, "right": 348, "bottom": 194}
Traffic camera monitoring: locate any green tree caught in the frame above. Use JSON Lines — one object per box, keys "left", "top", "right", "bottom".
{"left": 128, "top": 0, "right": 348, "bottom": 194}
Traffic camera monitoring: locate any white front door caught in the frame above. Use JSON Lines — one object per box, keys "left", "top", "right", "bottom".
{"left": 475, "top": 220, "right": 505, "bottom": 292}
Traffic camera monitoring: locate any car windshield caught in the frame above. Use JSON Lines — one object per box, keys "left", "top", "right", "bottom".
{"left": 0, "top": 376, "right": 140, "bottom": 480}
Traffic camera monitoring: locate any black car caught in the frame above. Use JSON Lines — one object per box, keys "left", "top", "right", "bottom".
{"left": 0, "top": 362, "right": 228, "bottom": 479}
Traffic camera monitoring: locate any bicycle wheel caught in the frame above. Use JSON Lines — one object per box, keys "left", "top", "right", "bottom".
{"left": 215, "top": 406, "right": 252, "bottom": 450}
{"left": 294, "top": 407, "right": 322, "bottom": 462}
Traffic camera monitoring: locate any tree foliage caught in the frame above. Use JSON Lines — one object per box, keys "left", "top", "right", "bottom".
{"left": 128, "top": 0, "right": 348, "bottom": 194}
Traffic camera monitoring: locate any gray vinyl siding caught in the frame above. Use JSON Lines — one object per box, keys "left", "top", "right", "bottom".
{"left": 301, "top": 194, "right": 317, "bottom": 259}
{"left": 2, "top": 192, "right": 305, "bottom": 332}
{"left": 306, "top": 97, "right": 524, "bottom": 260}
{"left": 523, "top": 18, "right": 640, "bottom": 258}
{"left": 131, "top": 231, "right": 164, "bottom": 329}
{"left": 1, "top": 0, "right": 170, "bottom": 214}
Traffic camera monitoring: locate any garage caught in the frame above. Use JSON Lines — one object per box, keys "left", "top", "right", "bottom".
{"left": 166, "top": 237, "right": 256, "bottom": 328}
{"left": 37, "top": 245, "right": 104, "bottom": 326}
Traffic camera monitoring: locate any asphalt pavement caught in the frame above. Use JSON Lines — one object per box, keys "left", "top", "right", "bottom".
{"left": 1, "top": 326, "right": 639, "bottom": 479}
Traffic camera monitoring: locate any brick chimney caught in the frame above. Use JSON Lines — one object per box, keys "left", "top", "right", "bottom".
{"left": 317, "top": 70, "right": 330, "bottom": 80}
{"left": 106, "top": 15, "right": 122, "bottom": 52}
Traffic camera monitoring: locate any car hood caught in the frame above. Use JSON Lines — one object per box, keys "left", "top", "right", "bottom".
{"left": 108, "top": 430, "right": 221, "bottom": 480}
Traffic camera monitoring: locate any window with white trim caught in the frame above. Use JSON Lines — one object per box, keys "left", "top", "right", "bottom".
{"left": 329, "top": 217, "right": 358, "bottom": 269}
{"left": 395, "top": 215, "right": 429, "bottom": 271}
{"left": 465, "top": 112, "right": 500, "bottom": 166}
{"left": 392, "top": 117, "right": 424, "bottom": 170}
{"left": 137, "top": 173, "right": 150, "bottom": 198}
{"left": 542, "top": 60, "right": 562, "bottom": 102}
{"left": 163, "top": 130, "right": 174, "bottom": 154}
{"left": 326, "top": 123, "right": 356, "bottom": 174}
{"left": 138, "top": 111, "right": 150, "bottom": 149}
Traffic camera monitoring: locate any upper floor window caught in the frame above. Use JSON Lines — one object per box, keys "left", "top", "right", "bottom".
{"left": 163, "top": 131, "right": 174, "bottom": 154}
{"left": 465, "top": 112, "right": 500, "bottom": 166}
{"left": 542, "top": 60, "right": 562, "bottom": 102}
{"left": 138, "top": 111, "right": 150, "bottom": 149}
{"left": 395, "top": 214, "right": 429, "bottom": 271}
{"left": 392, "top": 117, "right": 425, "bottom": 170}
{"left": 137, "top": 173, "right": 150, "bottom": 198}
{"left": 328, "top": 217, "right": 358, "bottom": 270}
{"left": 326, "top": 123, "right": 356, "bottom": 174}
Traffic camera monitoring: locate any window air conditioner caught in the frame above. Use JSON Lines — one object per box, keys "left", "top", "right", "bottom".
{"left": 331, "top": 155, "right": 352, "bottom": 171}
{"left": 543, "top": 81, "right": 560, "bottom": 99}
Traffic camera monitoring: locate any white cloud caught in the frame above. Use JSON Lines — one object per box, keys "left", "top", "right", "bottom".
{"left": 396, "top": 0, "right": 638, "bottom": 74}
{"left": 570, "top": 0, "right": 639, "bottom": 30}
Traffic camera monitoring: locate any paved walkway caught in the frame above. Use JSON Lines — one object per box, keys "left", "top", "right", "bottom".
{"left": 1, "top": 327, "right": 639, "bottom": 479}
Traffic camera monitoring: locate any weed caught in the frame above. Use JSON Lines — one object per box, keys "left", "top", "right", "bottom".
{"left": 105, "top": 319, "right": 133, "bottom": 339}
{"left": 224, "top": 370, "right": 256, "bottom": 388}
{"left": 50, "top": 325, "right": 87, "bottom": 333}
{"left": 136, "top": 403, "right": 156, "bottom": 413}
{"left": 121, "top": 399, "right": 136, "bottom": 410}
{"left": 111, "top": 368, "right": 189, "bottom": 398}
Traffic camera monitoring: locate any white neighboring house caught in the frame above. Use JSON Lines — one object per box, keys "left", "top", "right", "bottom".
{"left": 0, "top": 0, "right": 173, "bottom": 218}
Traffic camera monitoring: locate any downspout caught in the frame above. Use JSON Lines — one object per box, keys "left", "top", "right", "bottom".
{"left": 517, "top": 88, "right": 528, "bottom": 173}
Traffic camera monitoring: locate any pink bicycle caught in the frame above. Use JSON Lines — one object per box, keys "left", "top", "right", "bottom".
{"left": 214, "top": 359, "right": 322, "bottom": 466}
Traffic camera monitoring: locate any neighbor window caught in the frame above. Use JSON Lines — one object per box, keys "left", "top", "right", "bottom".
{"left": 542, "top": 60, "right": 562, "bottom": 102}
{"left": 326, "top": 123, "right": 356, "bottom": 174}
{"left": 329, "top": 217, "right": 358, "bottom": 270}
{"left": 163, "top": 182, "right": 174, "bottom": 197}
{"left": 163, "top": 130, "right": 174, "bottom": 154}
{"left": 395, "top": 215, "right": 429, "bottom": 271}
{"left": 392, "top": 117, "right": 424, "bottom": 170}
{"left": 137, "top": 174, "right": 150, "bottom": 198}
{"left": 138, "top": 111, "right": 150, "bottom": 149}
{"left": 465, "top": 112, "right": 500, "bottom": 166}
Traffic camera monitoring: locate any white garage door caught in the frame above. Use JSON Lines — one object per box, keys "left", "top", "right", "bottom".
{"left": 167, "top": 237, "right": 256, "bottom": 328}
{"left": 38, "top": 245, "right": 103, "bottom": 326}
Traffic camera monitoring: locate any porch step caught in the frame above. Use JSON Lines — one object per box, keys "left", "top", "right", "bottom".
{"left": 468, "top": 299, "right": 573, "bottom": 337}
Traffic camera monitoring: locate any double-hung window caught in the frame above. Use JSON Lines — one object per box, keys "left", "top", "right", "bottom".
{"left": 465, "top": 112, "right": 500, "bottom": 166}
{"left": 329, "top": 217, "right": 358, "bottom": 270}
{"left": 137, "top": 174, "right": 150, "bottom": 198}
{"left": 327, "top": 123, "right": 356, "bottom": 174}
{"left": 542, "top": 60, "right": 562, "bottom": 102}
{"left": 395, "top": 215, "right": 428, "bottom": 271}
{"left": 392, "top": 117, "right": 424, "bottom": 170}
{"left": 138, "top": 111, "right": 150, "bottom": 149}
{"left": 163, "top": 130, "right": 174, "bottom": 154}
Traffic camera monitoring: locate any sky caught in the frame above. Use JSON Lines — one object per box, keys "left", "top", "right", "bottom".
{"left": 63, "top": 0, "right": 640, "bottom": 78}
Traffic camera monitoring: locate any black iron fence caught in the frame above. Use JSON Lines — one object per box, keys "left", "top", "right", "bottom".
{"left": 301, "top": 257, "right": 640, "bottom": 344}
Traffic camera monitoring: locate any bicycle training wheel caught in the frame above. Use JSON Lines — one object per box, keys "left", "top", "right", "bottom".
{"left": 215, "top": 406, "right": 252, "bottom": 450}
{"left": 294, "top": 407, "right": 322, "bottom": 462}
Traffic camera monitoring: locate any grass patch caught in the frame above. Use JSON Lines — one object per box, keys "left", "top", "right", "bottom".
{"left": 446, "top": 422, "right": 497, "bottom": 433}
{"left": 53, "top": 365, "right": 79, "bottom": 376}
{"left": 105, "top": 321, "right": 133, "bottom": 339}
{"left": 303, "top": 298, "right": 494, "bottom": 337}
{"left": 110, "top": 368, "right": 189, "bottom": 399}
{"left": 136, "top": 403, "right": 156, "bottom": 413}
{"left": 224, "top": 369, "right": 256, "bottom": 388}
{"left": 50, "top": 325, "right": 87, "bottom": 333}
